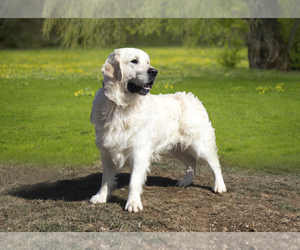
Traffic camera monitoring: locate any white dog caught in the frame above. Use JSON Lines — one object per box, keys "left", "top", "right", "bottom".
{"left": 90, "top": 48, "right": 226, "bottom": 212}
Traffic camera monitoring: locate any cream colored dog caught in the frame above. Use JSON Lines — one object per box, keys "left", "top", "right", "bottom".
{"left": 90, "top": 48, "right": 226, "bottom": 212}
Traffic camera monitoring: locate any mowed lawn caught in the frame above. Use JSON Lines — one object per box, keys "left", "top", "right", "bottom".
{"left": 0, "top": 47, "right": 299, "bottom": 174}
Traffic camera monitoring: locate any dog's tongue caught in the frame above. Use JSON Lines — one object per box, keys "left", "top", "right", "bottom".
{"left": 144, "top": 84, "right": 152, "bottom": 89}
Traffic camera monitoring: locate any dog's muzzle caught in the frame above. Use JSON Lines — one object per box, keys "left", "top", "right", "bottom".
{"left": 127, "top": 68, "right": 158, "bottom": 96}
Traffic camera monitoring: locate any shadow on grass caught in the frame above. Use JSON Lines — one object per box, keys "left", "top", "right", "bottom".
{"left": 7, "top": 172, "right": 212, "bottom": 202}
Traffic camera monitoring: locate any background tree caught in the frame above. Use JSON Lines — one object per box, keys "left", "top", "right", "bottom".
{"left": 43, "top": 17, "right": 300, "bottom": 70}
{"left": 247, "top": 18, "right": 290, "bottom": 71}
{"left": 244, "top": 0, "right": 298, "bottom": 71}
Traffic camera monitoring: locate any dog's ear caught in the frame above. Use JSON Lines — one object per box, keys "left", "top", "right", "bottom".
{"left": 102, "top": 50, "right": 122, "bottom": 82}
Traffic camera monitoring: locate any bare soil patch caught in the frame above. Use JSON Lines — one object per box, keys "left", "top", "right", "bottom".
{"left": 0, "top": 155, "right": 299, "bottom": 232}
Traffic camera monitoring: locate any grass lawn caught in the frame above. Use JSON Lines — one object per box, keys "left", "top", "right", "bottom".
{"left": 0, "top": 47, "right": 299, "bottom": 174}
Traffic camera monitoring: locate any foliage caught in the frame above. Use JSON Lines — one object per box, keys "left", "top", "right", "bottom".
{"left": 213, "top": 19, "right": 248, "bottom": 68}
{"left": 279, "top": 19, "right": 300, "bottom": 70}
{"left": 0, "top": 19, "right": 58, "bottom": 49}
{"left": 43, "top": 19, "right": 131, "bottom": 48}
{"left": 167, "top": 19, "right": 249, "bottom": 47}
{"left": 43, "top": 18, "right": 250, "bottom": 48}
{"left": 41, "top": 0, "right": 300, "bottom": 18}
{"left": 43, "top": 18, "right": 250, "bottom": 68}
{"left": 217, "top": 45, "right": 243, "bottom": 68}
{"left": 42, "top": 16, "right": 300, "bottom": 70}
{"left": 1, "top": 48, "right": 300, "bottom": 174}
{"left": 41, "top": 0, "right": 249, "bottom": 18}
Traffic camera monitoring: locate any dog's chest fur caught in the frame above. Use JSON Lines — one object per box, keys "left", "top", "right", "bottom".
{"left": 91, "top": 88, "right": 151, "bottom": 162}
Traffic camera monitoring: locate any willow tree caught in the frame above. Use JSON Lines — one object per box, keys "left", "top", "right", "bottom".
{"left": 42, "top": 0, "right": 300, "bottom": 71}
{"left": 42, "top": 0, "right": 249, "bottom": 49}
{"left": 42, "top": 19, "right": 132, "bottom": 48}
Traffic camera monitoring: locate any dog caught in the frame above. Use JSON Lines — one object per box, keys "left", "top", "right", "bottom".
{"left": 90, "top": 48, "right": 226, "bottom": 212}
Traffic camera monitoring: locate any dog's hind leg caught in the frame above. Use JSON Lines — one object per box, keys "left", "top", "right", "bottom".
{"left": 206, "top": 156, "right": 226, "bottom": 193}
{"left": 195, "top": 142, "right": 227, "bottom": 193}
{"left": 90, "top": 149, "right": 117, "bottom": 204}
{"left": 169, "top": 148, "right": 197, "bottom": 187}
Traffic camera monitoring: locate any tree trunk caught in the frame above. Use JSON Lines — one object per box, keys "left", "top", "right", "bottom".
{"left": 287, "top": 18, "right": 300, "bottom": 52}
{"left": 247, "top": 18, "right": 290, "bottom": 71}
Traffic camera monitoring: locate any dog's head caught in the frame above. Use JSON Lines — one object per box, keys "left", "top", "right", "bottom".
{"left": 102, "top": 48, "right": 158, "bottom": 106}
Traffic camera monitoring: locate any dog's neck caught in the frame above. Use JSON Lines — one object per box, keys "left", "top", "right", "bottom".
{"left": 103, "top": 79, "right": 145, "bottom": 109}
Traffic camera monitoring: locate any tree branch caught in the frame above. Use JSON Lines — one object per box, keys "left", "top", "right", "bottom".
{"left": 287, "top": 18, "right": 300, "bottom": 52}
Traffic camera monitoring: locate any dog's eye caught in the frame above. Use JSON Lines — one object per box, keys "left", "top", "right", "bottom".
{"left": 130, "top": 59, "right": 138, "bottom": 64}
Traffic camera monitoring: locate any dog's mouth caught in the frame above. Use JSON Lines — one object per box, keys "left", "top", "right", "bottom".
{"left": 127, "top": 79, "right": 155, "bottom": 96}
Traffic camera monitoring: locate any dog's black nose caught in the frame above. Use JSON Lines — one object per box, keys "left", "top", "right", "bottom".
{"left": 147, "top": 68, "right": 158, "bottom": 77}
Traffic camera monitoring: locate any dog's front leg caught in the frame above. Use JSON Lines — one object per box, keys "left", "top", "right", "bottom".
{"left": 90, "top": 149, "right": 117, "bottom": 204}
{"left": 125, "top": 150, "right": 150, "bottom": 212}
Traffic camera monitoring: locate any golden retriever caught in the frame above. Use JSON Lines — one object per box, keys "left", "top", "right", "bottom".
{"left": 90, "top": 48, "right": 226, "bottom": 212}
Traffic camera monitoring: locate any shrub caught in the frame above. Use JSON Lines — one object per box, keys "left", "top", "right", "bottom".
{"left": 217, "top": 45, "right": 242, "bottom": 68}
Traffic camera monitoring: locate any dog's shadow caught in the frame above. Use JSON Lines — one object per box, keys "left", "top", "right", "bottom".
{"left": 8, "top": 173, "right": 212, "bottom": 204}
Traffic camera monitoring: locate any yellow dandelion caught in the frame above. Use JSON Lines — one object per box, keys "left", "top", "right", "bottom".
{"left": 275, "top": 83, "right": 285, "bottom": 92}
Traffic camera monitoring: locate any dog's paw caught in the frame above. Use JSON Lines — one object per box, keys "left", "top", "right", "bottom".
{"left": 90, "top": 194, "right": 107, "bottom": 204}
{"left": 213, "top": 182, "right": 227, "bottom": 193}
{"left": 125, "top": 197, "right": 143, "bottom": 213}
{"left": 176, "top": 171, "right": 193, "bottom": 187}
{"left": 176, "top": 179, "right": 192, "bottom": 187}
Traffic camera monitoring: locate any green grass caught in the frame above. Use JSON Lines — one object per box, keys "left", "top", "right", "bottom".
{"left": 0, "top": 47, "right": 300, "bottom": 174}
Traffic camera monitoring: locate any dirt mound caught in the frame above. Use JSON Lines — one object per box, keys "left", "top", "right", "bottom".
{"left": 1, "top": 155, "right": 299, "bottom": 232}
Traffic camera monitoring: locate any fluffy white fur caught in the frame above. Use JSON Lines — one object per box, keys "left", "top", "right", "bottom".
{"left": 90, "top": 48, "right": 226, "bottom": 212}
